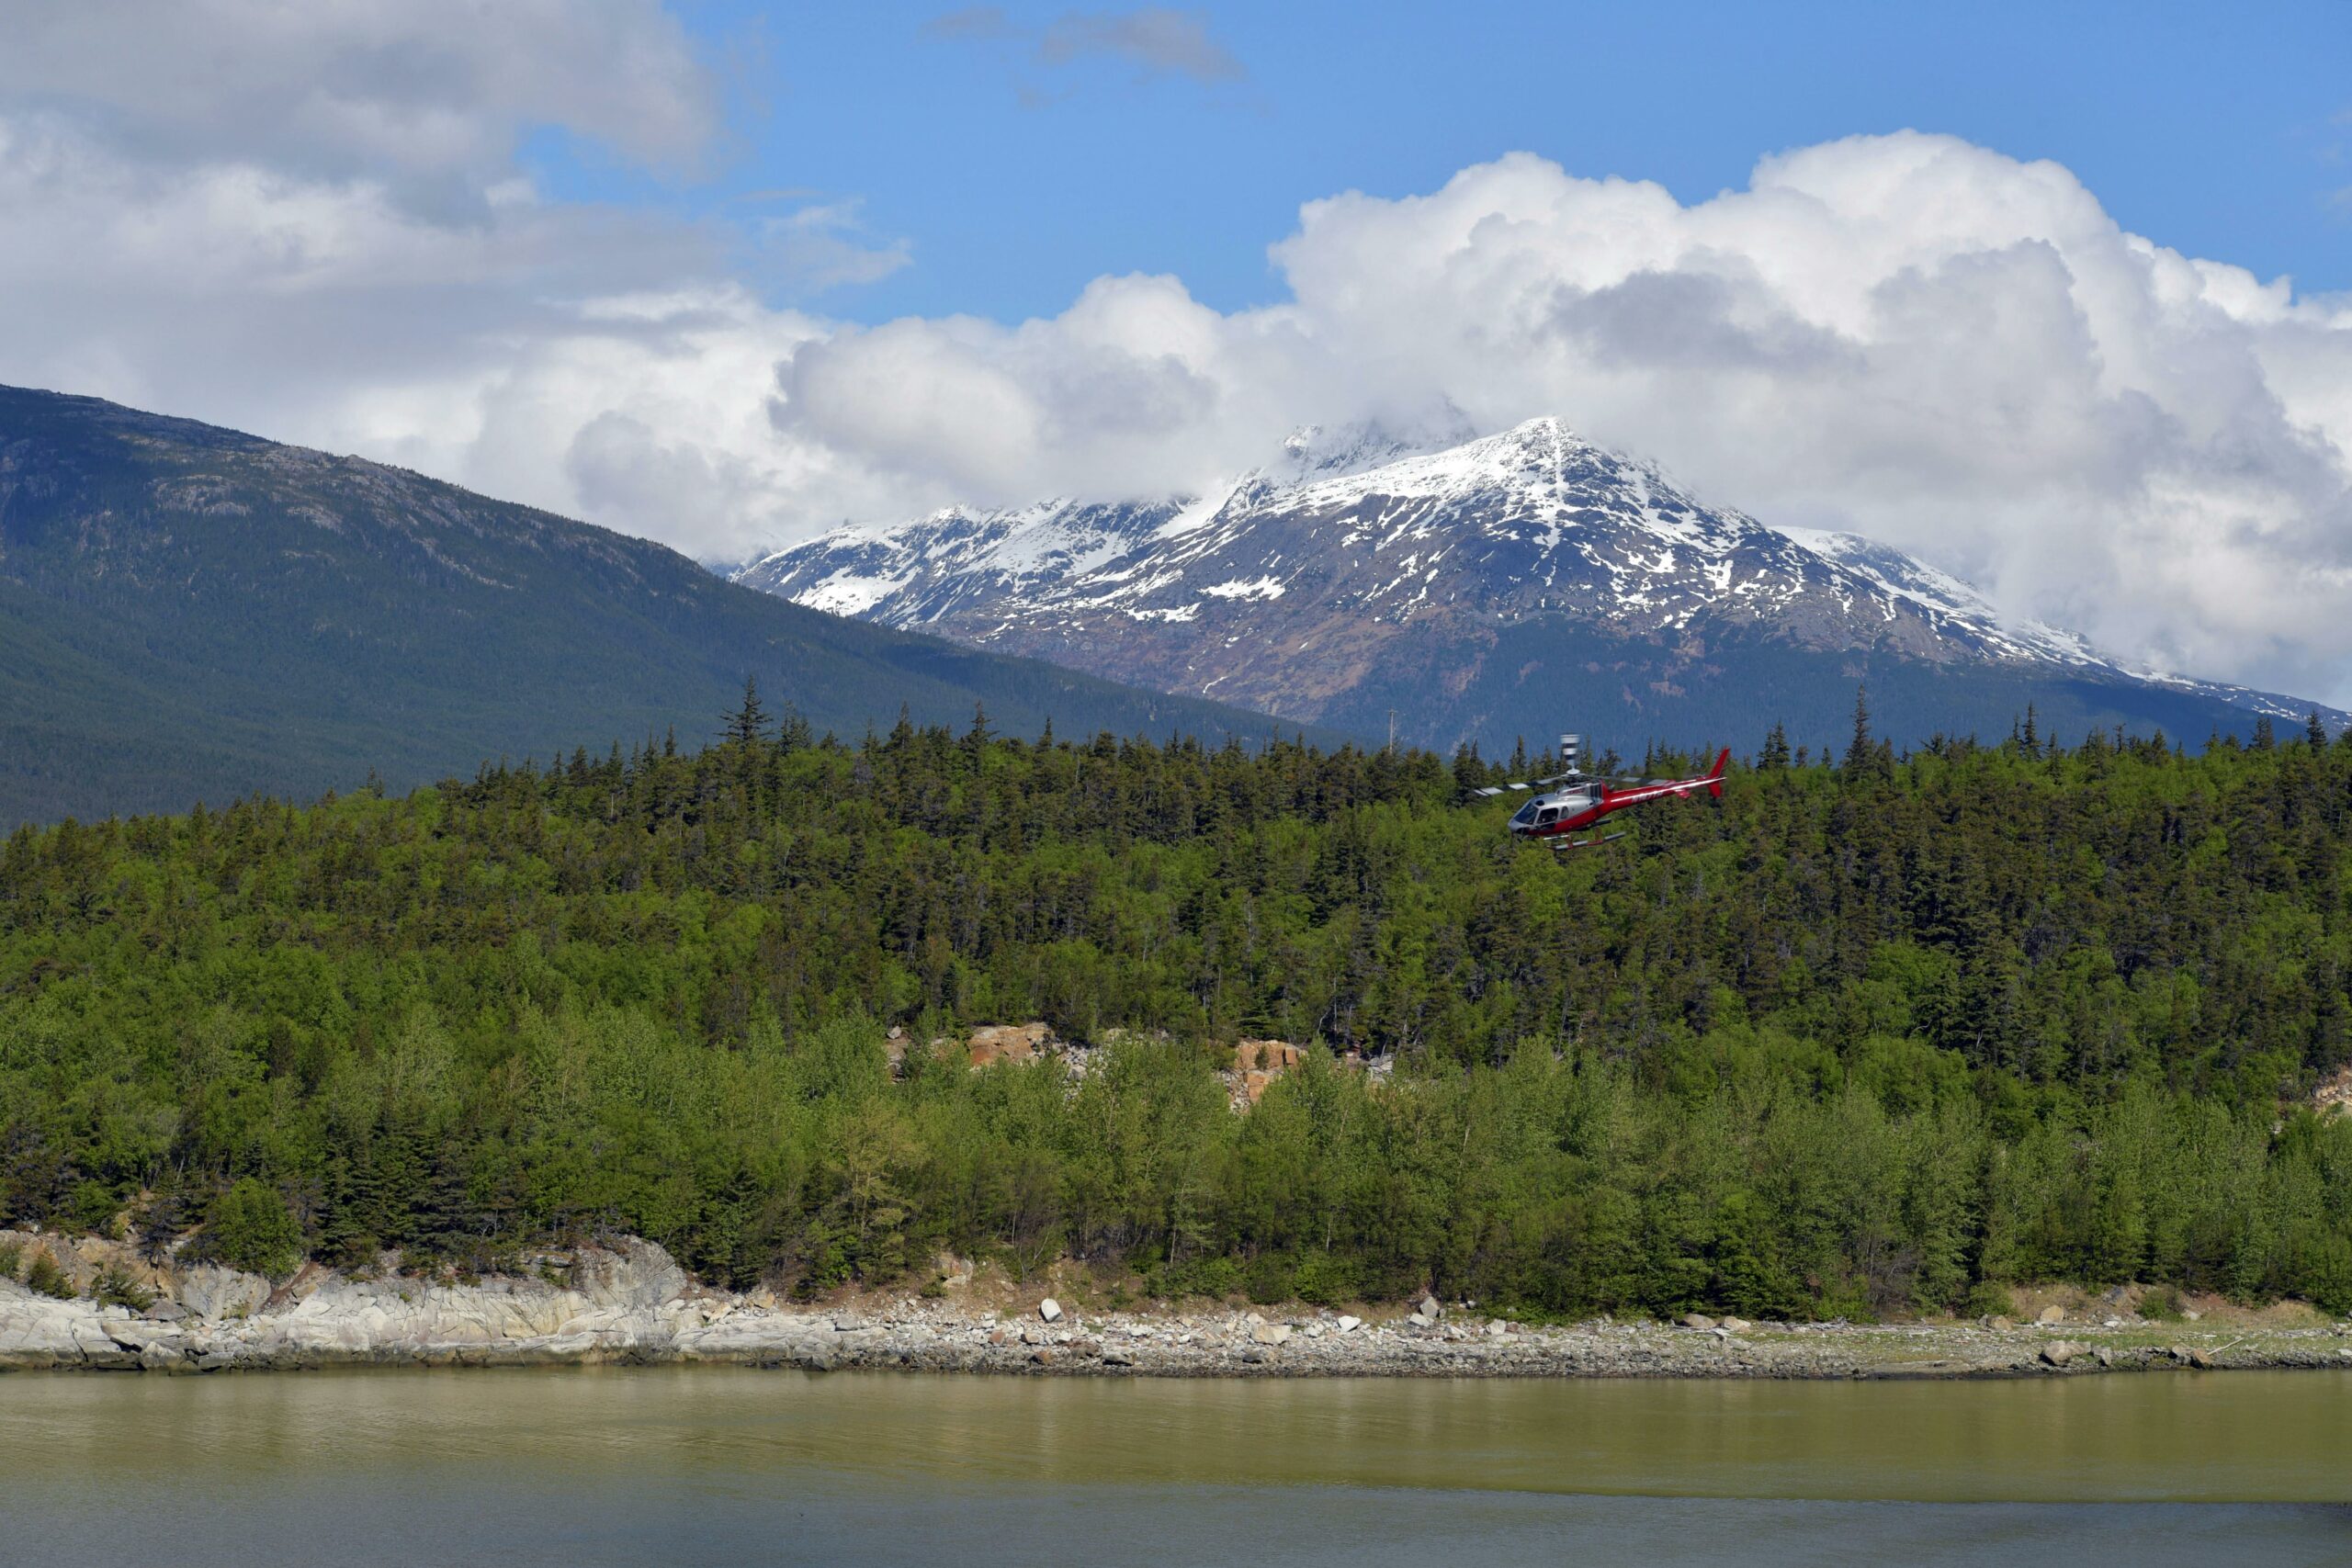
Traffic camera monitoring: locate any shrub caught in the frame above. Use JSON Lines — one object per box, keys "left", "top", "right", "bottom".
{"left": 25, "top": 1248, "right": 75, "bottom": 1300}
{"left": 92, "top": 1263, "right": 155, "bottom": 1311}
{"left": 1962, "top": 1279, "right": 2017, "bottom": 1319}
{"left": 1292, "top": 1252, "right": 1362, "bottom": 1306}
{"left": 207, "top": 1179, "right": 303, "bottom": 1278}
{"left": 0, "top": 1238, "right": 20, "bottom": 1280}
{"left": 2139, "top": 1283, "right": 2186, "bottom": 1322}
{"left": 1242, "top": 1253, "right": 1295, "bottom": 1304}
{"left": 1146, "top": 1255, "right": 1240, "bottom": 1301}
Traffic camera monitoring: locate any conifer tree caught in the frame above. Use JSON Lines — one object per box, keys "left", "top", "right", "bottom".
{"left": 724, "top": 676, "right": 768, "bottom": 747}
{"left": 1844, "top": 684, "right": 1879, "bottom": 775}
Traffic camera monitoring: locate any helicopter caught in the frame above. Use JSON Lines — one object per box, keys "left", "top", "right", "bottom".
{"left": 1470, "top": 734, "right": 1731, "bottom": 850}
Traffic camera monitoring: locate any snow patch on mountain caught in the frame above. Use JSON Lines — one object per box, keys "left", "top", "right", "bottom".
{"left": 1771, "top": 526, "right": 2101, "bottom": 669}
{"left": 1203, "top": 576, "right": 1287, "bottom": 601}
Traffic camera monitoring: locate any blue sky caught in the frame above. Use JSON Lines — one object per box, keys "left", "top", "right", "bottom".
{"left": 543, "top": 0, "right": 2352, "bottom": 321}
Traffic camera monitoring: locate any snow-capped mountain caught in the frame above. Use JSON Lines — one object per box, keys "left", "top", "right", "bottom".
{"left": 736, "top": 418, "right": 2342, "bottom": 750}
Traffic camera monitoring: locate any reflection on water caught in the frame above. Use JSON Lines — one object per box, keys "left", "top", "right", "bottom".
{"left": 6, "top": 1370, "right": 2350, "bottom": 1565}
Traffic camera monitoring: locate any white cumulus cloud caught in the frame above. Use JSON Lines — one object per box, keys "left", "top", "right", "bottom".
{"left": 772, "top": 135, "right": 2352, "bottom": 701}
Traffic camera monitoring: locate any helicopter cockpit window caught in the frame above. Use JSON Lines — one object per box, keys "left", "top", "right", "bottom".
{"left": 1509, "top": 799, "right": 1540, "bottom": 828}
{"left": 1536, "top": 807, "right": 1561, "bottom": 826}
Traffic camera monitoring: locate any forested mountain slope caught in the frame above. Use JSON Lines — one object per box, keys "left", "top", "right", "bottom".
{"left": 0, "top": 385, "right": 1334, "bottom": 826}
{"left": 6, "top": 716, "right": 2352, "bottom": 1318}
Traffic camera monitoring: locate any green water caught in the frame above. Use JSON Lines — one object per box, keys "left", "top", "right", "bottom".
{"left": 6, "top": 1370, "right": 2349, "bottom": 1563}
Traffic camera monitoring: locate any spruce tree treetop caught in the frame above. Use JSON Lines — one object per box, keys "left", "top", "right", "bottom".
{"left": 725, "top": 676, "right": 769, "bottom": 747}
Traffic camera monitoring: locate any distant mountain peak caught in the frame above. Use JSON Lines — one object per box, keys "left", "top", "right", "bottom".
{"left": 1272, "top": 413, "right": 1471, "bottom": 481}
{"left": 734, "top": 415, "right": 2344, "bottom": 750}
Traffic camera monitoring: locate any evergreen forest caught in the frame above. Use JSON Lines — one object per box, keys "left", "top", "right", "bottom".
{"left": 8, "top": 694, "right": 2352, "bottom": 1322}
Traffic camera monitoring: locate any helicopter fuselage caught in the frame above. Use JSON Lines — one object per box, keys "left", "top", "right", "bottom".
{"left": 1505, "top": 749, "right": 1732, "bottom": 843}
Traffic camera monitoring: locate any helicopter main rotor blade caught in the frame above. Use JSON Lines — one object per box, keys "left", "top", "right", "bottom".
{"left": 1471, "top": 772, "right": 1578, "bottom": 797}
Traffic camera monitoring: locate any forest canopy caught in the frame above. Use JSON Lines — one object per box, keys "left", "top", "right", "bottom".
{"left": 6, "top": 700, "right": 2352, "bottom": 1320}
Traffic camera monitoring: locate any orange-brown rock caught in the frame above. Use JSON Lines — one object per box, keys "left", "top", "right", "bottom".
{"left": 951, "top": 1022, "right": 1057, "bottom": 1068}
{"left": 1225, "top": 1039, "right": 1305, "bottom": 1109}
{"left": 1233, "top": 1040, "right": 1304, "bottom": 1074}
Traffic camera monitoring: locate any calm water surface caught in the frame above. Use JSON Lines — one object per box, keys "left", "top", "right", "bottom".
{"left": 6, "top": 1369, "right": 2350, "bottom": 1564}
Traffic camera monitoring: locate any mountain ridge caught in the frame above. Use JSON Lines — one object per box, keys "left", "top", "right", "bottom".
{"left": 736, "top": 416, "right": 2345, "bottom": 751}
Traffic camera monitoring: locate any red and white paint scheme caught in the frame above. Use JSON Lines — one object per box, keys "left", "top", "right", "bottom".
{"left": 1478, "top": 735, "right": 1730, "bottom": 850}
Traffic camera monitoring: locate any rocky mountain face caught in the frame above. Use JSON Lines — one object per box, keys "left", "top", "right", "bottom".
{"left": 737, "top": 418, "right": 2343, "bottom": 752}
{"left": 0, "top": 386, "right": 1332, "bottom": 824}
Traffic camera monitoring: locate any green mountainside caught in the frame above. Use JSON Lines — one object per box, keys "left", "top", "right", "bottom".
{"left": 0, "top": 386, "right": 1342, "bottom": 826}
{"left": 6, "top": 719, "right": 2352, "bottom": 1317}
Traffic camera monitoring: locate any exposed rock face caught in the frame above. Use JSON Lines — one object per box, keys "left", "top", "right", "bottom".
{"left": 566, "top": 1239, "right": 688, "bottom": 1312}
{"left": 1225, "top": 1039, "right": 1305, "bottom": 1109}
{"left": 1, "top": 1235, "right": 711, "bottom": 1372}
{"left": 937, "top": 1022, "right": 1058, "bottom": 1069}
{"left": 177, "top": 1265, "right": 268, "bottom": 1321}
{"left": 970, "top": 1022, "right": 1056, "bottom": 1067}
{"left": 2315, "top": 1064, "right": 2352, "bottom": 1120}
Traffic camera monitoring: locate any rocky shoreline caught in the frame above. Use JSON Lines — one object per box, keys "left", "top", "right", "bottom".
{"left": 6, "top": 1232, "right": 2352, "bottom": 1379}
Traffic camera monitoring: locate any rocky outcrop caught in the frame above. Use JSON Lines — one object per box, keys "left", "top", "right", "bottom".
{"left": 177, "top": 1265, "right": 268, "bottom": 1320}
{"left": 2315, "top": 1064, "right": 2352, "bottom": 1120}
{"left": 929, "top": 1023, "right": 1105, "bottom": 1080}
{"left": 1225, "top": 1040, "right": 1304, "bottom": 1109}
{"left": 956, "top": 1023, "right": 1057, "bottom": 1067}
{"left": 0, "top": 1235, "right": 708, "bottom": 1373}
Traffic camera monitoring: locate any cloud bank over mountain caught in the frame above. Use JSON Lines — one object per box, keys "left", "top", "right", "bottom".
{"left": 0, "top": 2, "right": 2346, "bottom": 700}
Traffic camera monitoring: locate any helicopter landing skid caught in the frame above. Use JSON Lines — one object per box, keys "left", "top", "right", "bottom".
{"left": 1551, "top": 830, "right": 1627, "bottom": 852}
